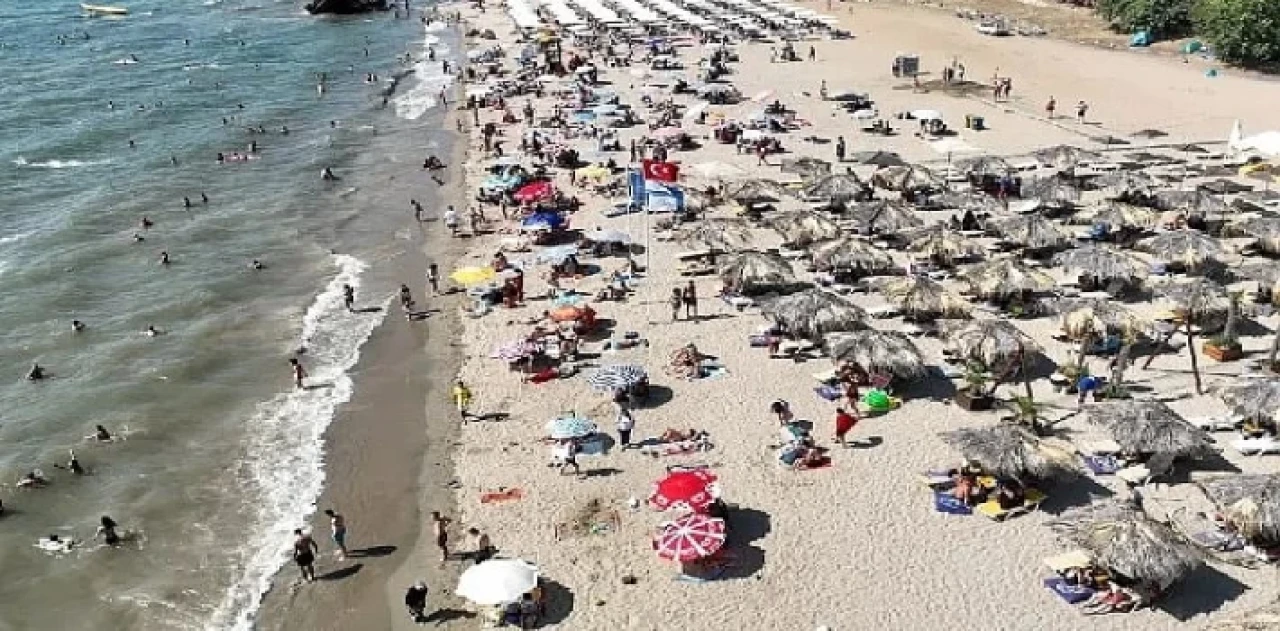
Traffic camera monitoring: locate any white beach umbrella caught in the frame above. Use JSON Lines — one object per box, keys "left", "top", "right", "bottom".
{"left": 456, "top": 559, "right": 540, "bottom": 606}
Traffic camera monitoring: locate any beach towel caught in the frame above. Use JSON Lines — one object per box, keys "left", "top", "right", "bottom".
{"left": 480, "top": 488, "right": 525, "bottom": 504}
{"left": 1190, "top": 528, "right": 1245, "bottom": 552}
{"left": 698, "top": 363, "right": 729, "bottom": 380}
{"left": 798, "top": 457, "right": 832, "bottom": 471}
{"left": 814, "top": 385, "right": 842, "bottom": 401}
{"left": 934, "top": 492, "right": 972, "bottom": 515}
{"left": 1043, "top": 578, "right": 1094, "bottom": 604}
{"left": 1082, "top": 454, "right": 1121, "bottom": 475}
{"left": 749, "top": 335, "right": 775, "bottom": 347}
{"left": 529, "top": 368, "right": 558, "bottom": 384}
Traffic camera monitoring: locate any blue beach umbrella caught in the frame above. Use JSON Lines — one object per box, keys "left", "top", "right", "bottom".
{"left": 521, "top": 212, "right": 565, "bottom": 232}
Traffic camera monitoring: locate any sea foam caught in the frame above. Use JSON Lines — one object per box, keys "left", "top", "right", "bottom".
{"left": 209, "top": 253, "right": 384, "bottom": 631}
{"left": 393, "top": 22, "right": 457, "bottom": 121}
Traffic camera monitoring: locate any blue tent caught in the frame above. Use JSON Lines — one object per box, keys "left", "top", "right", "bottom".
{"left": 521, "top": 212, "right": 565, "bottom": 232}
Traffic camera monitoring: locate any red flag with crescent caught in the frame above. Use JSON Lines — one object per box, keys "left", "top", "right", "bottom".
{"left": 642, "top": 159, "right": 679, "bottom": 183}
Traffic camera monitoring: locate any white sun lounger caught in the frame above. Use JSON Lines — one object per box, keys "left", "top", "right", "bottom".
{"left": 1233, "top": 436, "right": 1280, "bottom": 456}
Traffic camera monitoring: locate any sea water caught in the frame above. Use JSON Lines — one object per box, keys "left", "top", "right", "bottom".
{"left": 0, "top": 1, "right": 454, "bottom": 628}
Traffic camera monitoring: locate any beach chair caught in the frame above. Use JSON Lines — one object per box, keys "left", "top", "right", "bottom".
{"left": 1115, "top": 452, "right": 1175, "bottom": 486}
{"left": 1232, "top": 436, "right": 1280, "bottom": 456}
{"left": 1191, "top": 414, "right": 1240, "bottom": 432}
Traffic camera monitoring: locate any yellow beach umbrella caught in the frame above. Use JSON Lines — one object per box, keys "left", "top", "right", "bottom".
{"left": 450, "top": 266, "right": 496, "bottom": 286}
{"left": 575, "top": 164, "right": 610, "bottom": 181}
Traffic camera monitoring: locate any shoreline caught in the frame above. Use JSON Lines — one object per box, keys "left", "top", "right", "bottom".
{"left": 255, "top": 24, "right": 472, "bottom": 631}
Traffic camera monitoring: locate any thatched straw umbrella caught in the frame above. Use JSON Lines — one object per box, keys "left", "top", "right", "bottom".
{"left": 939, "top": 425, "right": 1079, "bottom": 482}
{"left": 991, "top": 214, "right": 1073, "bottom": 250}
{"left": 876, "top": 276, "right": 971, "bottom": 321}
{"left": 957, "top": 258, "right": 1056, "bottom": 299}
{"left": 1054, "top": 244, "right": 1150, "bottom": 284}
{"left": 1140, "top": 230, "right": 1228, "bottom": 268}
{"left": 1217, "top": 378, "right": 1280, "bottom": 423}
{"left": 761, "top": 289, "right": 866, "bottom": 341}
{"left": 824, "top": 329, "right": 926, "bottom": 379}
{"left": 1233, "top": 217, "right": 1280, "bottom": 255}
{"left": 1051, "top": 298, "right": 1147, "bottom": 340}
{"left": 848, "top": 200, "right": 924, "bottom": 234}
{"left": 1154, "top": 189, "right": 1230, "bottom": 217}
{"left": 1198, "top": 474, "right": 1280, "bottom": 544}
{"left": 871, "top": 165, "right": 947, "bottom": 192}
{"left": 780, "top": 156, "right": 832, "bottom": 179}
{"left": 1049, "top": 500, "right": 1204, "bottom": 590}
{"left": 718, "top": 250, "right": 796, "bottom": 295}
{"left": 1032, "top": 145, "right": 1105, "bottom": 170}
{"left": 676, "top": 218, "right": 754, "bottom": 251}
{"left": 935, "top": 191, "right": 1006, "bottom": 214}
{"left": 952, "top": 155, "right": 1012, "bottom": 179}
{"left": 810, "top": 237, "right": 895, "bottom": 275}
{"left": 768, "top": 211, "right": 841, "bottom": 247}
{"left": 944, "top": 319, "right": 1039, "bottom": 368}
{"left": 802, "top": 173, "right": 869, "bottom": 204}
{"left": 724, "top": 178, "right": 790, "bottom": 204}
{"left": 1208, "top": 599, "right": 1280, "bottom": 631}
{"left": 1094, "top": 171, "right": 1160, "bottom": 199}
{"left": 1021, "top": 176, "right": 1081, "bottom": 206}
{"left": 1083, "top": 400, "right": 1214, "bottom": 457}
{"left": 1071, "top": 200, "right": 1160, "bottom": 230}
{"left": 906, "top": 225, "right": 982, "bottom": 265}
{"left": 1151, "top": 278, "right": 1229, "bottom": 394}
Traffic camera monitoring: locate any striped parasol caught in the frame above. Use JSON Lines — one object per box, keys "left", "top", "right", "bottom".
{"left": 491, "top": 340, "right": 540, "bottom": 361}
{"left": 586, "top": 364, "right": 647, "bottom": 392}
{"left": 545, "top": 414, "right": 598, "bottom": 440}
{"left": 653, "top": 513, "right": 727, "bottom": 562}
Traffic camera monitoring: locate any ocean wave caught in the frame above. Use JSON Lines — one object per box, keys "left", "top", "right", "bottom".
{"left": 13, "top": 157, "right": 107, "bottom": 169}
{"left": 0, "top": 230, "right": 34, "bottom": 246}
{"left": 392, "top": 26, "right": 456, "bottom": 121}
{"left": 210, "top": 253, "right": 384, "bottom": 631}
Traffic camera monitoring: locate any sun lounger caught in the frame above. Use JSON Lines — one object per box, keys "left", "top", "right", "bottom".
{"left": 721, "top": 294, "right": 755, "bottom": 310}
{"left": 865, "top": 304, "right": 900, "bottom": 318}
{"left": 1082, "top": 454, "right": 1121, "bottom": 475}
{"left": 976, "top": 489, "right": 1046, "bottom": 521}
{"left": 1115, "top": 452, "right": 1175, "bottom": 485}
{"left": 1191, "top": 415, "right": 1239, "bottom": 432}
{"left": 1232, "top": 436, "right": 1280, "bottom": 455}
{"left": 1044, "top": 577, "right": 1096, "bottom": 605}
{"left": 921, "top": 470, "right": 954, "bottom": 488}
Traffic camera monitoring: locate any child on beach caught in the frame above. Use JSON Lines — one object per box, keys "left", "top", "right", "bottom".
{"left": 453, "top": 380, "right": 473, "bottom": 421}
{"left": 834, "top": 407, "right": 859, "bottom": 447}
{"left": 670, "top": 288, "right": 683, "bottom": 321}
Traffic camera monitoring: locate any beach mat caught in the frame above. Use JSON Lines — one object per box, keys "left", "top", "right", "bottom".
{"left": 814, "top": 385, "right": 841, "bottom": 401}
{"left": 934, "top": 492, "right": 972, "bottom": 515}
{"left": 1043, "top": 577, "right": 1094, "bottom": 604}
{"left": 480, "top": 488, "right": 524, "bottom": 504}
{"left": 1082, "top": 454, "right": 1120, "bottom": 475}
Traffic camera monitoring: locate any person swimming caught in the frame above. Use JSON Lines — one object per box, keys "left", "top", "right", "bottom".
{"left": 251, "top": 259, "right": 264, "bottom": 270}
{"left": 97, "top": 516, "right": 121, "bottom": 546}
{"left": 18, "top": 471, "right": 47, "bottom": 488}
{"left": 27, "top": 363, "right": 45, "bottom": 381}
{"left": 72, "top": 320, "right": 85, "bottom": 333}
{"left": 159, "top": 251, "right": 170, "bottom": 266}
{"left": 94, "top": 425, "right": 113, "bottom": 442}
{"left": 60, "top": 450, "right": 86, "bottom": 475}
{"left": 140, "top": 217, "right": 153, "bottom": 229}
{"left": 144, "top": 325, "right": 161, "bottom": 337}
{"left": 321, "top": 167, "right": 337, "bottom": 181}
{"left": 201, "top": 192, "right": 208, "bottom": 204}
{"left": 183, "top": 196, "right": 191, "bottom": 208}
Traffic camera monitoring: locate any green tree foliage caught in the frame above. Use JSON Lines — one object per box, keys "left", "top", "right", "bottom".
{"left": 1096, "top": 0, "right": 1194, "bottom": 37}
{"left": 1193, "top": 0, "right": 1280, "bottom": 67}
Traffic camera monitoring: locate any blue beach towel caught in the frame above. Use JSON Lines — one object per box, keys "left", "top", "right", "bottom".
{"left": 814, "top": 385, "right": 842, "bottom": 401}
{"left": 1083, "top": 454, "right": 1120, "bottom": 475}
{"left": 934, "top": 492, "right": 973, "bottom": 515}
{"left": 1043, "top": 578, "right": 1094, "bottom": 604}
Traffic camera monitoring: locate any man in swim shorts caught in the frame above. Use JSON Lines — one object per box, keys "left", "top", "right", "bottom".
{"left": 324, "top": 509, "right": 347, "bottom": 560}
{"left": 293, "top": 529, "right": 319, "bottom": 582}
{"left": 431, "top": 511, "right": 451, "bottom": 563}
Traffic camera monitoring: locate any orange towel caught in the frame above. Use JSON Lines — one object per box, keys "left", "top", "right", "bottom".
{"left": 480, "top": 488, "right": 524, "bottom": 504}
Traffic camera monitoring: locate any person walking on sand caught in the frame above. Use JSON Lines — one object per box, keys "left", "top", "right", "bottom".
{"left": 1045, "top": 96, "right": 1056, "bottom": 119}
{"left": 343, "top": 283, "right": 355, "bottom": 312}
{"left": 443, "top": 205, "right": 459, "bottom": 236}
{"left": 835, "top": 136, "right": 846, "bottom": 162}
{"left": 556, "top": 439, "right": 582, "bottom": 476}
{"left": 289, "top": 358, "right": 306, "bottom": 389}
{"left": 324, "top": 509, "right": 348, "bottom": 560}
{"left": 292, "top": 529, "right": 319, "bottom": 582}
{"left": 452, "top": 379, "right": 473, "bottom": 422}
{"left": 670, "top": 287, "right": 683, "bottom": 321}
{"left": 431, "top": 512, "right": 451, "bottom": 563}
{"left": 467, "top": 527, "right": 494, "bottom": 564}
{"left": 682, "top": 281, "right": 698, "bottom": 320}
{"left": 1076, "top": 100, "right": 1089, "bottom": 123}
{"left": 834, "top": 407, "right": 859, "bottom": 447}
{"left": 614, "top": 391, "right": 635, "bottom": 449}
{"left": 412, "top": 199, "right": 424, "bottom": 222}
{"left": 427, "top": 263, "right": 440, "bottom": 294}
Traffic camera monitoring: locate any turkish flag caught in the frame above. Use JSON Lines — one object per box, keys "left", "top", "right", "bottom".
{"left": 642, "top": 159, "right": 679, "bottom": 183}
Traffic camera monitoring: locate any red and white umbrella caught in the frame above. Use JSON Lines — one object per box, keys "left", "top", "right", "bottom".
{"left": 649, "top": 469, "right": 721, "bottom": 513}
{"left": 653, "top": 513, "right": 727, "bottom": 561}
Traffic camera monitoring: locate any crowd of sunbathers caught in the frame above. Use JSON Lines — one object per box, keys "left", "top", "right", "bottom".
{"left": 1050, "top": 562, "right": 1148, "bottom": 615}
{"left": 946, "top": 461, "right": 1027, "bottom": 508}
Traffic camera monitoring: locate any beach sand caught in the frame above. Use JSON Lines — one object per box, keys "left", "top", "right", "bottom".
{"left": 272, "top": 2, "right": 1280, "bottom": 630}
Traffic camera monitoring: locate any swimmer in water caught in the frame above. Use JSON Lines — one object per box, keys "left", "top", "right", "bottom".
{"left": 251, "top": 259, "right": 264, "bottom": 270}
{"left": 141, "top": 217, "right": 153, "bottom": 229}
{"left": 144, "top": 325, "right": 160, "bottom": 337}
{"left": 72, "top": 320, "right": 85, "bottom": 333}
{"left": 128, "top": 140, "right": 136, "bottom": 149}
{"left": 27, "top": 363, "right": 45, "bottom": 381}
{"left": 201, "top": 192, "right": 208, "bottom": 204}
{"left": 280, "top": 125, "right": 289, "bottom": 135}
{"left": 66, "top": 450, "right": 85, "bottom": 475}
{"left": 289, "top": 358, "right": 306, "bottom": 389}
{"left": 321, "top": 167, "right": 336, "bottom": 181}
{"left": 97, "top": 516, "right": 121, "bottom": 546}
{"left": 18, "top": 471, "right": 46, "bottom": 488}
{"left": 170, "top": 156, "right": 178, "bottom": 166}
{"left": 94, "top": 425, "right": 113, "bottom": 441}
{"left": 343, "top": 284, "right": 355, "bottom": 311}
{"left": 159, "top": 251, "right": 170, "bottom": 266}
{"left": 217, "top": 153, "right": 225, "bottom": 163}
{"left": 133, "top": 233, "right": 145, "bottom": 243}
{"left": 183, "top": 196, "right": 192, "bottom": 208}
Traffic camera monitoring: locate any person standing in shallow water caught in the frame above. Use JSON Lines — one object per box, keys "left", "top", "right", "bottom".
{"left": 324, "top": 509, "right": 347, "bottom": 560}
{"left": 293, "top": 529, "right": 319, "bottom": 582}
{"left": 289, "top": 358, "right": 306, "bottom": 389}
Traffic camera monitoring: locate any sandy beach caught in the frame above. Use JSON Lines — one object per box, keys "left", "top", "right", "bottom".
{"left": 270, "top": 1, "right": 1280, "bottom": 630}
